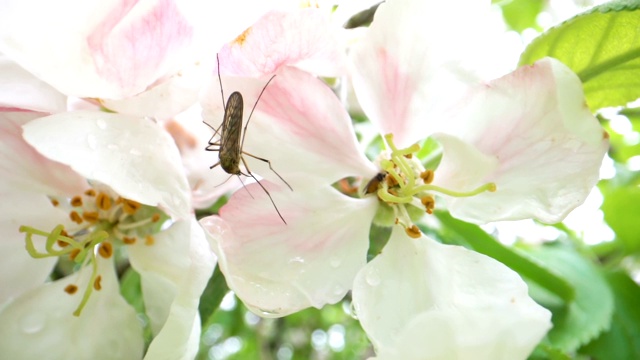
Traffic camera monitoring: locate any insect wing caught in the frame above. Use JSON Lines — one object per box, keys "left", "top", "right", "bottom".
{"left": 219, "top": 91, "right": 244, "bottom": 174}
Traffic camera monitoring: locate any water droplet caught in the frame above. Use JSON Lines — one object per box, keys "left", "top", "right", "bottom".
{"left": 365, "top": 268, "right": 381, "bottom": 287}
{"left": 96, "top": 118, "right": 107, "bottom": 129}
{"left": 129, "top": 148, "right": 142, "bottom": 156}
{"left": 288, "top": 256, "right": 305, "bottom": 265}
{"left": 329, "top": 257, "right": 341, "bottom": 268}
{"left": 86, "top": 134, "right": 97, "bottom": 150}
{"left": 349, "top": 301, "right": 359, "bottom": 320}
{"left": 106, "top": 143, "right": 119, "bottom": 151}
{"left": 20, "top": 313, "right": 45, "bottom": 334}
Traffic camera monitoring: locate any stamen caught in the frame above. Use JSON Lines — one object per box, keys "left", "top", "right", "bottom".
{"left": 123, "top": 236, "right": 136, "bottom": 245}
{"left": 96, "top": 192, "right": 111, "bottom": 211}
{"left": 93, "top": 276, "right": 102, "bottom": 291}
{"left": 151, "top": 214, "right": 161, "bottom": 223}
{"left": 405, "top": 225, "right": 421, "bottom": 239}
{"left": 421, "top": 195, "right": 435, "bottom": 214}
{"left": 122, "top": 199, "right": 142, "bottom": 215}
{"left": 69, "top": 211, "right": 83, "bottom": 224}
{"left": 415, "top": 182, "right": 497, "bottom": 198}
{"left": 71, "top": 196, "right": 83, "bottom": 207}
{"left": 98, "top": 241, "right": 113, "bottom": 259}
{"left": 84, "top": 189, "right": 96, "bottom": 197}
{"left": 145, "top": 236, "right": 154, "bottom": 246}
{"left": 64, "top": 284, "right": 78, "bottom": 295}
{"left": 82, "top": 211, "right": 99, "bottom": 223}
{"left": 50, "top": 198, "right": 60, "bottom": 207}
{"left": 420, "top": 170, "right": 434, "bottom": 184}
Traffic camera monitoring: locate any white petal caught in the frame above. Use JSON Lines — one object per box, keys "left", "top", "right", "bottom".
{"left": 433, "top": 58, "right": 609, "bottom": 223}
{"left": 349, "top": 0, "right": 491, "bottom": 147}
{"left": 0, "top": 191, "right": 68, "bottom": 305}
{"left": 0, "top": 113, "right": 88, "bottom": 196}
{"left": 0, "top": 55, "right": 66, "bottom": 113}
{"left": 219, "top": 9, "right": 346, "bottom": 77}
{"left": 352, "top": 230, "right": 551, "bottom": 360}
{"left": 129, "top": 219, "right": 215, "bottom": 360}
{"left": 201, "top": 66, "right": 376, "bottom": 189}
{"left": 22, "top": 111, "right": 191, "bottom": 218}
{"left": 0, "top": 258, "right": 143, "bottom": 359}
{"left": 200, "top": 184, "right": 378, "bottom": 317}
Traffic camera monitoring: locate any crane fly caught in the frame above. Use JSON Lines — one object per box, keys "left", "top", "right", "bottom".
{"left": 204, "top": 55, "right": 292, "bottom": 224}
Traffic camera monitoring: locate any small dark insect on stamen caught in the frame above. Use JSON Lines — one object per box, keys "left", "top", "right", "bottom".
{"left": 203, "top": 54, "right": 292, "bottom": 224}
{"left": 365, "top": 171, "right": 388, "bottom": 195}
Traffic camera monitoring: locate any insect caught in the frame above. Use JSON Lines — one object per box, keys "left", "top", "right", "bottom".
{"left": 204, "top": 55, "right": 292, "bottom": 224}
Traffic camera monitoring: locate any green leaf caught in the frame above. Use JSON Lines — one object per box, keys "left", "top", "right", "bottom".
{"left": 524, "top": 243, "right": 614, "bottom": 353}
{"left": 600, "top": 178, "right": 640, "bottom": 253}
{"left": 120, "top": 267, "right": 145, "bottom": 313}
{"left": 580, "top": 270, "right": 640, "bottom": 359}
{"left": 499, "top": 0, "right": 544, "bottom": 33}
{"left": 434, "top": 211, "right": 575, "bottom": 303}
{"left": 199, "top": 265, "right": 230, "bottom": 330}
{"left": 519, "top": 0, "right": 640, "bottom": 111}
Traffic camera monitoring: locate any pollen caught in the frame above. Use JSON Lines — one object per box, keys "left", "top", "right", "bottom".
{"left": 84, "top": 189, "right": 96, "bottom": 197}
{"left": 98, "top": 241, "right": 113, "bottom": 259}
{"left": 420, "top": 170, "right": 434, "bottom": 184}
{"left": 145, "top": 235, "right": 155, "bottom": 246}
{"left": 70, "top": 196, "right": 83, "bottom": 207}
{"left": 122, "top": 199, "right": 142, "bottom": 215}
{"left": 64, "top": 284, "right": 78, "bottom": 295}
{"left": 151, "top": 214, "right": 161, "bottom": 223}
{"left": 233, "top": 27, "right": 251, "bottom": 46}
{"left": 421, "top": 196, "right": 435, "bottom": 214}
{"left": 96, "top": 192, "right": 112, "bottom": 210}
{"left": 82, "top": 211, "right": 99, "bottom": 223}
{"left": 69, "top": 211, "right": 83, "bottom": 224}
{"left": 50, "top": 198, "right": 59, "bottom": 207}
{"left": 93, "top": 276, "right": 102, "bottom": 291}
{"left": 123, "top": 236, "right": 136, "bottom": 245}
{"left": 405, "top": 225, "right": 421, "bottom": 239}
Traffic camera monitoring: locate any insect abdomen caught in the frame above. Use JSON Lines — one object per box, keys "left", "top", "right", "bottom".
{"left": 220, "top": 91, "right": 243, "bottom": 174}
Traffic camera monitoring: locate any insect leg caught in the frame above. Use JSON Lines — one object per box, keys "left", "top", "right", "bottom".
{"left": 242, "top": 151, "right": 293, "bottom": 191}
{"left": 240, "top": 156, "right": 287, "bottom": 224}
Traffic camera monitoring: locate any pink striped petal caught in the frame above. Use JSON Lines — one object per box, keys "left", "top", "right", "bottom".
{"left": 349, "top": 0, "right": 491, "bottom": 147}
{"left": 218, "top": 8, "right": 346, "bottom": 77}
{"left": 432, "top": 58, "right": 608, "bottom": 224}
{"left": 200, "top": 184, "right": 378, "bottom": 316}
{"left": 201, "top": 66, "right": 377, "bottom": 189}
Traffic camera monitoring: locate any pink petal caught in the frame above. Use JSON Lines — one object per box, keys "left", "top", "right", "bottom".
{"left": 219, "top": 9, "right": 346, "bottom": 77}
{"left": 201, "top": 66, "right": 377, "bottom": 189}
{"left": 0, "top": 0, "right": 194, "bottom": 98}
{"left": 22, "top": 111, "right": 191, "bottom": 219}
{"left": 352, "top": 230, "right": 551, "bottom": 359}
{"left": 200, "top": 184, "right": 378, "bottom": 316}
{"left": 349, "top": 0, "right": 491, "bottom": 147}
{"left": 432, "top": 58, "right": 609, "bottom": 224}
{"left": 0, "top": 112, "right": 88, "bottom": 196}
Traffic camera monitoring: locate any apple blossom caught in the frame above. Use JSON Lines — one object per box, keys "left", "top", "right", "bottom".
{"left": 198, "top": 0, "right": 608, "bottom": 358}
{"left": 0, "top": 110, "right": 213, "bottom": 359}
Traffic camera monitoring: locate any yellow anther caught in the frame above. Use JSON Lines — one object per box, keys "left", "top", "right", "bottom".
{"left": 64, "top": 284, "right": 78, "bottom": 295}
{"left": 84, "top": 189, "right": 96, "bottom": 197}
{"left": 50, "top": 198, "right": 59, "bottom": 207}
{"left": 122, "top": 199, "right": 142, "bottom": 215}
{"left": 82, "top": 211, "right": 99, "bottom": 223}
{"left": 69, "top": 249, "right": 81, "bottom": 261}
{"left": 233, "top": 27, "right": 251, "bottom": 46}
{"left": 145, "top": 235, "right": 155, "bottom": 246}
{"left": 420, "top": 170, "right": 434, "bottom": 184}
{"left": 93, "top": 276, "right": 102, "bottom": 291}
{"left": 96, "top": 192, "right": 111, "bottom": 211}
{"left": 405, "top": 225, "right": 421, "bottom": 239}
{"left": 404, "top": 153, "right": 413, "bottom": 159}
{"left": 386, "top": 175, "right": 399, "bottom": 187}
{"left": 69, "top": 211, "right": 83, "bottom": 224}
{"left": 151, "top": 214, "right": 161, "bottom": 223}
{"left": 421, "top": 195, "right": 435, "bottom": 214}
{"left": 98, "top": 242, "right": 113, "bottom": 259}
{"left": 70, "top": 196, "right": 83, "bottom": 207}
{"left": 123, "top": 237, "right": 136, "bottom": 245}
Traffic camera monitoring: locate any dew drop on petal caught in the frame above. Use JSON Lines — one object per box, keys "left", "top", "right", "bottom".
{"left": 19, "top": 312, "right": 45, "bottom": 334}
{"left": 96, "top": 118, "right": 107, "bottom": 129}
{"left": 365, "top": 268, "right": 381, "bottom": 287}
{"left": 86, "top": 134, "right": 97, "bottom": 150}
{"left": 349, "top": 301, "right": 360, "bottom": 320}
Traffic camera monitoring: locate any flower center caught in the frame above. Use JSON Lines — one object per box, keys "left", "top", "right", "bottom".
{"left": 19, "top": 187, "right": 166, "bottom": 316}
{"left": 362, "top": 134, "right": 496, "bottom": 238}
